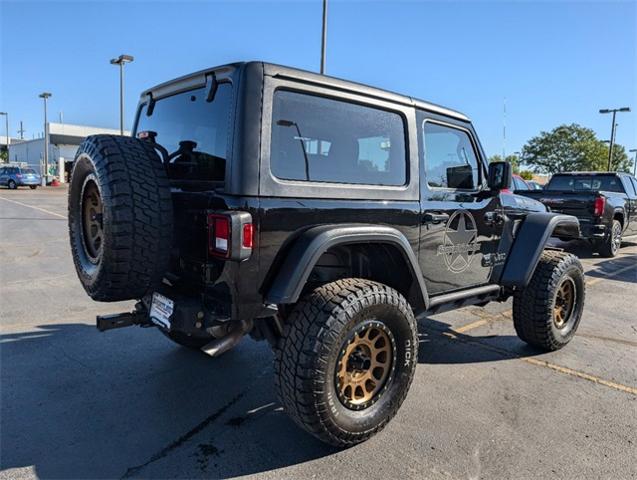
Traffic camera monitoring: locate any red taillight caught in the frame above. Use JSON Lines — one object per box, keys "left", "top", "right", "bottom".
{"left": 242, "top": 223, "right": 254, "bottom": 249}
{"left": 15, "top": 174, "right": 22, "bottom": 178}
{"left": 593, "top": 196, "right": 605, "bottom": 216}
{"left": 208, "top": 214, "right": 230, "bottom": 257}
{"left": 207, "top": 213, "right": 253, "bottom": 260}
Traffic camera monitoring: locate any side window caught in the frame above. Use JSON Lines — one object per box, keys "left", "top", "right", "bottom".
{"left": 629, "top": 177, "right": 637, "bottom": 197}
{"left": 270, "top": 90, "right": 406, "bottom": 186}
{"left": 423, "top": 122, "right": 481, "bottom": 190}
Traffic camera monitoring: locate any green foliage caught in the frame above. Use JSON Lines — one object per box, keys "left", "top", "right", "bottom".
{"left": 0, "top": 149, "right": 7, "bottom": 163}
{"left": 488, "top": 154, "right": 521, "bottom": 174}
{"left": 519, "top": 170, "right": 534, "bottom": 180}
{"left": 521, "top": 124, "right": 631, "bottom": 174}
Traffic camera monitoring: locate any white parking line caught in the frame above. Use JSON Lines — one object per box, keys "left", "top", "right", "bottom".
{"left": 0, "top": 196, "right": 66, "bottom": 219}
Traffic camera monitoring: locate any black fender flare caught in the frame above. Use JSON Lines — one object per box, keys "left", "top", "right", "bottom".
{"left": 500, "top": 212, "right": 580, "bottom": 288}
{"left": 265, "top": 224, "right": 429, "bottom": 308}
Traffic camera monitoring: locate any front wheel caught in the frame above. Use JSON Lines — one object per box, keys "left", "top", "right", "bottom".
{"left": 274, "top": 279, "right": 418, "bottom": 447}
{"left": 29, "top": 185, "right": 37, "bottom": 190}
{"left": 513, "top": 251, "right": 585, "bottom": 351}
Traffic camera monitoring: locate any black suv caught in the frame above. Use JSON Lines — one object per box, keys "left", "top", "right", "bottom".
{"left": 68, "top": 62, "right": 585, "bottom": 447}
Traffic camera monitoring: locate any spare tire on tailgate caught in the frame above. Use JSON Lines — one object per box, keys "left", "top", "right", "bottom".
{"left": 68, "top": 135, "right": 173, "bottom": 302}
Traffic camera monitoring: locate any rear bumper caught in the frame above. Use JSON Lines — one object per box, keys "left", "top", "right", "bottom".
{"left": 579, "top": 222, "right": 609, "bottom": 239}
{"left": 17, "top": 178, "right": 40, "bottom": 186}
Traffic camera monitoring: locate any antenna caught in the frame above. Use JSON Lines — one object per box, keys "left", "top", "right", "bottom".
{"left": 502, "top": 97, "right": 507, "bottom": 159}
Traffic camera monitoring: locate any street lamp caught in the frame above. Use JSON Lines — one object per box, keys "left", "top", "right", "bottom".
{"left": 599, "top": 107, "right": 630, "bottom": 171}
{"left": 0, "top": 112, "right": 8, "bottom": 162}
{"left": 630, "top": 149, "right": 637, "bottom": 176}
{"left": 39, "top": 93, "right": 52, "bottom": 186}
{"left": 110, "top": 54, "right": 134, "bottom": 135}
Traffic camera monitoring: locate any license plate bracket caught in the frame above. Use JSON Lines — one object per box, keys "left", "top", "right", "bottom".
{"left": 149, "top": 292, "right": 174, "bottom": 330}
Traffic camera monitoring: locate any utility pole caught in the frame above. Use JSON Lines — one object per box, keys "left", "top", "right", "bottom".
{"left": 110, "top": 54, "right": 134, "bottom": 135}
{"left": 599, "top": 107, "right": 630, "bottom": 171}
{"left": 39, "top": 92, "right": 52, "bottom": 186}
{"left": 320, "top": 0, "right": 328, "bottom": 74}
{"left": 18, "top": 121, "right": 25, "bottom": 140}
{"left": 630, "top": 149, "right": 637, "bottom": 176}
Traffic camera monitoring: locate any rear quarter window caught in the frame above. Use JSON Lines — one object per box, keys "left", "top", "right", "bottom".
{"left": 270, "top": 90, "right": 407, "bottom": 186}
{"left": 135, "top": 83, "right": 233, "bottom": 182}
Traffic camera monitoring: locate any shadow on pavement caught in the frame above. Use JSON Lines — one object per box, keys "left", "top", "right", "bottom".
{"left": 0, "top": 316, "right": 553, "bottom": 479}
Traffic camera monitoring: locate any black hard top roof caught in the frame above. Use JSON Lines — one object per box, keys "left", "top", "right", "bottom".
{"left": 141, "top": 61, "right": 471, "bottom": 123}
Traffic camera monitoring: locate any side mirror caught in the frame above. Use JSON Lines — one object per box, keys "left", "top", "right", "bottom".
{"left": 488, "top": 161, "right": 512, "bottom": 191}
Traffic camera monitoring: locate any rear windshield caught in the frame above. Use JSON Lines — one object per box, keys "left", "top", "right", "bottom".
{"left": 21, "top": 168, "right": 36, "bottom": 174}
{"left": 135, "top": 83, "right": 233, "bottom": 182}
{"left": 546, "top": 175, "right": 625, "bottom": 193}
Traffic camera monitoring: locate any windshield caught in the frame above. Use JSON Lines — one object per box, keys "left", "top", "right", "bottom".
{"left": 546, "top": 175, "right": 624, "bottom": 193}
{"left": 135, "top": 83, "right": 233, "bottom": 182}
{"left": 21, "top": 168, "right": 36, "bottom": 174}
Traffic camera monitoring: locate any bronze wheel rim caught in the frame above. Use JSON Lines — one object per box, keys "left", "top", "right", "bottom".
{"left": 554, "top": 277, "right": 575, "bottom": 329}
{"left": 81, "top": 178, "right": 103, "bottom": 263}
{"left": 335, "top": 322, "right": 395, "bottom": 410}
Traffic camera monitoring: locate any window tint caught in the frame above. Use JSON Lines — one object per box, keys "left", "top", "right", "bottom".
{"left": 546, "top": 175, "right": 625, "bottom": 192}
{"left": 423, "top": 122, "right": 480, "bottom": 189}
{"left": 270, "top": 90, "right": 406, "bottom": 186}
{"left": 136, "top": 83, "right": 232, "bottom": 182}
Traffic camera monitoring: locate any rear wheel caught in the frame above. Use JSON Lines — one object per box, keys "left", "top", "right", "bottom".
{"left": 68, "top": 135, "right": 173, "bottom": 301}
{"left": 8, "top": 180, "right": 17, "bottom": 190}
{"left": 513, "top": 251, "right": 585, "bottom": 351}
{"left": 597, "top": 220, "right": 621, "bottom": 258}
{"left": 274, "top": 278, "right": 418, "bottom": 447}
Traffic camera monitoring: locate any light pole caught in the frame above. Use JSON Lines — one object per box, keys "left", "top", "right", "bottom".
{"left": 110, "top": 54, "right": 134, "bottom": 135}
{"left": 39, "top": 93, "right": 52, "bottom": 186}
{"left": 320, "top": 0, "right": 327, "bottom": 74}
{"left": 599, "top": 107, "right": 630, "bottom": 171}
{"left": 0, "top": 112, "right": 7, "bottom": 163}
{"left": 630, "top": 149, "right": 637, "bottom": 176}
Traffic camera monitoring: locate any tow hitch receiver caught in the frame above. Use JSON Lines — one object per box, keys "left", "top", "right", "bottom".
{"left": 96, "top": 309, "right": 151, "bottom": 332}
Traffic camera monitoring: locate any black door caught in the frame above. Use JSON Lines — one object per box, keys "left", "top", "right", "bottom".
{"left": 417, "top": 116, "right": 504, "bottom": 295}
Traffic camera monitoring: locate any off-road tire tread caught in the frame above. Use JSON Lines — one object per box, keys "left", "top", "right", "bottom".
{"left": 68, "top": 135, "right": 172, "bottom": 301}
{"left": 274, "top": 278, "right": 418, "bottom": 447}
{"left": 512, "top": 250, "right": 584, "bottom": 351}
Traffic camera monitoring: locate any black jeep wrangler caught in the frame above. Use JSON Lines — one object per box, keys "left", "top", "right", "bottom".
{"left": 68, "top": 62, "right": 585, "bottom": 447}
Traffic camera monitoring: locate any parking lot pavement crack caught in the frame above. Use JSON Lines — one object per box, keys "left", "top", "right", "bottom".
{"left": 120, "top": 392, "right": 245, "bottom": 479}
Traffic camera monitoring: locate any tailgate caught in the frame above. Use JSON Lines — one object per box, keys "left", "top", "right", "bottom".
{"left": 526, "top": 191, "right": 598, "bottom": 216}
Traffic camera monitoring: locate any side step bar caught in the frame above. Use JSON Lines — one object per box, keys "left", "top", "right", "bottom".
{"left": 96, "top": 309, "right": 151, "bottom": 332}
{"left": 427, "top": 284, "right": 502, "bottom": 313}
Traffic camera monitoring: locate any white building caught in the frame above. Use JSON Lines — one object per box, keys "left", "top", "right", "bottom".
{"left": 7, "top": 123, "right": 128, "bottom": 182}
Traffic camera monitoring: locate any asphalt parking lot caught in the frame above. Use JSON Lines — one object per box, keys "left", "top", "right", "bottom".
{"left": 1, "top": 186, "right": 636, "bottom": 480}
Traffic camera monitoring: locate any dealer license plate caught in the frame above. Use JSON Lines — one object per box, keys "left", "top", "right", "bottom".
{"left": 150, "top": 293, "right": 174, "bottom": 329}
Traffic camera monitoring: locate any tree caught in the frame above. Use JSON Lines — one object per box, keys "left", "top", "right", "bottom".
{"left": 521, "top": 124, "right": 631, "bottom": 174}
{"left": 519, "top": 170, "right": 534, "bottom": 180}
{"left": 488, "top": 154, "right": 521, "bottom": 174}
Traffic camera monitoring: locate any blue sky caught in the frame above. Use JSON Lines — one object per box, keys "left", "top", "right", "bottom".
{"left": 1, "top": 0, "right": 635, "bottom": 159}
